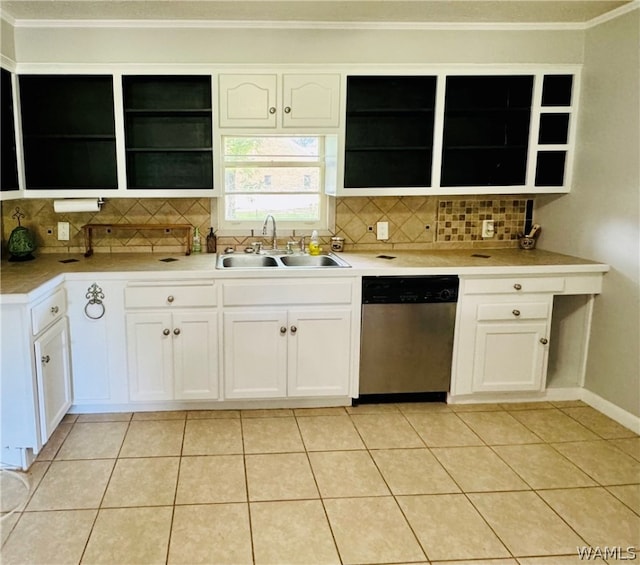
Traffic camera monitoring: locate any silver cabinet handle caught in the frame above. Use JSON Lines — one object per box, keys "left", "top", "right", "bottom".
{"left": 513, "top": 283, "right": 522, "bottom": 290}
{"left": 269, "top": 107, "right": 276, "bottom": 114}
{"left": 280, "top": 326, "right": 287, "bottom": 335}
{"left": 167, "top": 295, "right": 175, "bottom": 303}
{"left": 512, "top": 309, "right": 521, "bottom": 317}
{"left": 540, "top": 337, "right": 549, "bottom": 345}
{"left": 173, "top": 328, "right": 181, "bottom": 336}
{"left": 290, "top": 325, "right": 297, "bottom": 334}
{"left": 163, "top": 328, "right": 170, "bottom": 336}
{"left": 41, "top": 355, "right": 50, "bottom": 364}
{"left": 284, "top": 106, "right": 291, "bottom": 114}
{"left": 50, "top": 306, "right": 59, "bottom": 314}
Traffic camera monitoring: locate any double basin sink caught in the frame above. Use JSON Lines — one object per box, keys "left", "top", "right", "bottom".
{"left": 216, "top": 252, "right": 351, "bottom": 269}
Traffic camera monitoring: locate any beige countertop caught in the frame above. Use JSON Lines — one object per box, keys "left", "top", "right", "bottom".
{"left": 0, "top": 248, "right": 608, "bottom": 299}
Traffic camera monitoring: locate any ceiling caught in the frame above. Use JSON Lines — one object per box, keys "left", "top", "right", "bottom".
{"left": 0, "top": 0, "right": 635, "bottom": 25}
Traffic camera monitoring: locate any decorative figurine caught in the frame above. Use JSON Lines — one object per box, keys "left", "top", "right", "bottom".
{"left": 7, "top": 207, "right": 36, "bottom": 262}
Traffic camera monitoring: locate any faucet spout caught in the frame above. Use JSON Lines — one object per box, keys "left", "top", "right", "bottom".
{"left": 262, "top": 215, "right": 277, "bottom": 250}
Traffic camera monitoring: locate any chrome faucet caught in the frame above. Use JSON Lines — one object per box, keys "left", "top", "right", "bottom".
{"left": 262, "top": 215, "right": 277, "bottom": 250}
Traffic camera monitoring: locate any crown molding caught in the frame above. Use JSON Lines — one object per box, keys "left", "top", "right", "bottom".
{"left": 2, "top": 3, "right": 637, "bottom": 32}
{"left": 4, "top": 17, "right": 588, "bottom": 31}
{"left": 584, "top": 0, "right": 639, "bottom": 28}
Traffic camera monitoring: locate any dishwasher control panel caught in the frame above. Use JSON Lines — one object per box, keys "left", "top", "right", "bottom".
{"left": 362, "top": 276, "right": 459, "bottom": 304}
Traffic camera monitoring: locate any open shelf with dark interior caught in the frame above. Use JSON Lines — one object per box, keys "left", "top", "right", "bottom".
{"left": 344, "top": 76, "right": 436, "bottom": 188}
{"left": 441, "top": 75, "right": 534, "bottom": 187}
{"left": 19, "top": 75, "right": 117, "bottom": 189}
{"left": 123, "top": 75, "right": 213, "bottom": 189}
{"left": 1, "top": 69, "right": 19, "bottom": 191}
{"left": 534, "top": 74, "right": 574, "bottom": 187}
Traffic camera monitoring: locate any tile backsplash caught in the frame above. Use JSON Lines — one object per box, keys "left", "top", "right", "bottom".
{"left": 1, "top": 198, "right": 212, "bottom": 255}
{"left": 1, "top": 195, "right": 530, "bottom": 254}
{"left": 332, "top": 196, "right": 529, "bottom": 251}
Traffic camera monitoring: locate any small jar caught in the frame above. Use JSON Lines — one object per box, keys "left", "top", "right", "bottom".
{"left": 519, "top": 236, "right": 537, "bottom": 250}
{"left": 330, "top": 236, "right": 345, "bottom": 252}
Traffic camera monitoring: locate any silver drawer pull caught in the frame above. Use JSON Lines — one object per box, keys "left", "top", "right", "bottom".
{"left": 41, "top": 355, "right": 50, "bottom": 364}
{"left": 540, "top": 337, "right": 549, "bottom": 345}
{"left": 167, "top": 295, "right": 175, "bottom": 303}
{"left": 163, "top": 328, "right": 170, "bottom": 336}
{"left": 269, "top": 107, "right": 276, "bottom": 114}
{"left": 173, "top": 328, "right": 181, "bottom": 336}
{"left": 50, "top": 306, "right": 59, "bottom": 314}
{"left": 513, "top": 283, "right": 522, "bottom": 290}
{"left": 512, "top": 309, "right": 521, "bottom": 317}
{"left": 280, "top": 326, "right": 287, "bottom": 335}
{"left": 290, "top": 325, "right": 297, "bottom": 334}
{"left": 284, "top": 106, "right": 291, "bottom": 114}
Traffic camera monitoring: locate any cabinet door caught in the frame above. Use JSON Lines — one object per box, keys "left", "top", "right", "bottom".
{"left": 173, "top": 311, "right": 219, "bottom": 400}
{"left": 287, "top": 309, "right": 351, "bottom": 397}
{"left": 34, "top": 318, "right": 72, "bottom": 442}
{"left": 126, "top": 312, "right": 173, "bottom": 401}
{"left": 282, "top": 74, "right": 340, "bottom": 128}
{"left": 223, "top": 311, "right": 287, "bottom": 398}
{"left": 218, "top": 74, "right": 277, "bottom": 128}
{"left": 472, "top": 321, "right": 549, "bottom": 392}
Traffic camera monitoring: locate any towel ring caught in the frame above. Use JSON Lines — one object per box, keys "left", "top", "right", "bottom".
{"left": 84, "top": 283, "right": 106, "bottom": 320}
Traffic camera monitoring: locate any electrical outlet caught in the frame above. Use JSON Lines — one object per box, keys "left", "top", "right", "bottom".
{"left": 57, "top": 222, "right": 70, "bottom": 241}
{"left": 482, "top": 219, "right": 495, "bottom": 239}
{"left": 377, "top": 221, "right": 389, "bottom": 240}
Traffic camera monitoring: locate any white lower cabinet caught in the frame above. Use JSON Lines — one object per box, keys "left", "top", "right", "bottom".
{"left": 127, "top": 311, "right": 218, "bottom": 401}
{"left": 222, "top": 278, "right": 356, "bottom": 400}
{"left": 453, "top": 278, "right": 554, "bottom": 396}
{"left": 472, "top": 319, "right": 550, "bottom": 392}
{"left": 223, "top": 311, "right": 288, "bottom": 398}
{"left": 287, "top": 309, "right": 352, "bottom": 397}
{"left": 34, "top": 317, "right": 72, "bottom": 441}
{"left": 223, "top": 308, "right": 351, "bottom": 399}
{"left": 1, "top": 284, "right": 71, "bottom": 468}
{"left": 124, "top": 281, "right": 219, "bottom": 402}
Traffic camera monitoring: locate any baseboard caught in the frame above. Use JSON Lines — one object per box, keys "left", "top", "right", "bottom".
{"left": 581, "top": 389, "right": 640, "bottom": 435}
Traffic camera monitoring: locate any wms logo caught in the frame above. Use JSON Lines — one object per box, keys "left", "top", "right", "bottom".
{"left": 577, "top": 546, "right": 637, "bottom": 560}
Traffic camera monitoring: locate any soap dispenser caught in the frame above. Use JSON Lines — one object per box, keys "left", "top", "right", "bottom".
{"left": 206, "top": 227, "right": 217, "bottom": 253}
{"left": 192, "top": 227, "right": 202, "bottom": 253}
{"left": 308, "top": 230, "right": 321, "bottom": 256}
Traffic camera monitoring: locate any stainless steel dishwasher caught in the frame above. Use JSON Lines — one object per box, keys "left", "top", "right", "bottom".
{"left": 359, "top": 276, "right": 459, "bottom": 400}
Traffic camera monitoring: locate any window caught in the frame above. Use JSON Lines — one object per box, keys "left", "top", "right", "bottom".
{"left": 220, "top": 135, "right": 330, "bottom": 232}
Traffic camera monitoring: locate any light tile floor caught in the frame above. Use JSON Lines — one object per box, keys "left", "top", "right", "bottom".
{"left": 1, "top": 401, "right": 639, "bottom": 565}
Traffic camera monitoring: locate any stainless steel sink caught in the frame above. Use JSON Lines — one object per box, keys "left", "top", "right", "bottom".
{"left": 216, "top": 252, "right": 350, "bottom": 269}
{"left": 220, "top": 255, "right": 279, "bottom": 268}
{"left": 279, "top": 254, "right": 348, "bottom": 268}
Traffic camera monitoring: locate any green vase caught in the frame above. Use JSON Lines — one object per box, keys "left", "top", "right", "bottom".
{"left": 8, "top": 226, "right": 36, "bottom": 262}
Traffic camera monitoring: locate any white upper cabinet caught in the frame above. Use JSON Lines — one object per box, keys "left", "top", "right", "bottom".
{"left": 281, "top": 74, "right": 341, "bottom": 128}
{"left": 218, "top": 73, "right": 340, "bottom": 129}
{"left": 340, "top": 68, "right": 580, "bottom": 196}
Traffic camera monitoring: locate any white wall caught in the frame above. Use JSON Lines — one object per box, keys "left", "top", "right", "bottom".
{"left": 536, "top": 9, "right": 640, "bottom": 416}
{"left": 1, "top": 18, "right": 15, "bottom": 62}
{"left": 10, "top": 26, "right": 584, "bottom": 65}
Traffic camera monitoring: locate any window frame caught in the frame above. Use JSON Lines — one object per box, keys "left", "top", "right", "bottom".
{"left": 217, "top": 134, "right": 331, "bottom": 234}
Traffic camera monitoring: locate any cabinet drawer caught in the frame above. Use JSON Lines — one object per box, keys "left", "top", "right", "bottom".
{"left": 464, "top": 277, "right": 565, "bottom": 295}
{"left": 125, "top": 284, "right": 216, "bottom": 309}
{"left": 32, "top": 288, "right": 66, "bottom": 335}
{"left": 477, "top": 301, "right": 550, "bottom": 321}
{"left": 223, "top": 280, "right": 353, "bottom": 306}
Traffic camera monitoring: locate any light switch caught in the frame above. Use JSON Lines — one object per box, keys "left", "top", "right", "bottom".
{"left": 58, "top": 222, "right": 70, "bottom": 241}
{"left": 482, "top": 220, "right": 495, "bottom": 239}
{"left": 377, "top": 221, "right": 389, "bottom": 240}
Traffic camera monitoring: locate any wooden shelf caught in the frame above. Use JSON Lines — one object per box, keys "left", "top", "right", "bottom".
{"left": 82, "top": 223, "right": 193, "bottom": 257}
